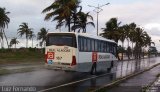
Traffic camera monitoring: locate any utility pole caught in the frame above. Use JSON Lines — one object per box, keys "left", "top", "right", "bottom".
{"left": 88, "top": 3, "right": 110, "bottom": 36}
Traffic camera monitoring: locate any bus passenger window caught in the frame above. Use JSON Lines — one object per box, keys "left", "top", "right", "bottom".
{"left": 108, "top": 43, "right": 111, "bottom": 53}
{"left": 78, "top": 37, "right": 81, "bottom": 51}
{"left": 113, "top": 45, "right": 117, "bottom": 55}
{"left": 110, "top": 44, "right": 113, "bottom": 54}
{"left": 95, "top": 40, "right": 98, "bottom": 51}
{"left": 91, "top": 39, "right": 95, "bottom": 51}
{"left": 90, "top": 39, "right": 92, "bottom": 52}
{"left": 115, "top": 45, "right": 117, "bottom": 54}
{"left": 98, "top": 41, "right": 100, "bottom": 52}
{"left": 104, "top": 42, "right": 107, "bottom": 52}
{"left": 87, "top": 39, "right": 91, "bottom": 52}
{"left": 106, "top": 42, "right": 109, "bottom": 53}
{"left": 81, "top": 37, "right": 84, "bottom": 51}
{"left": 84, "top": 38, "right": 87, "bottom": 51}
{"left": 101, "top": 42, "right": 103, "bottom": 52}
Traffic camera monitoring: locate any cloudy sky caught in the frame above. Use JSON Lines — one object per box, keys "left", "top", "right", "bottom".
{"left": 0, "top": 0, "right": 160, "bottom": 50}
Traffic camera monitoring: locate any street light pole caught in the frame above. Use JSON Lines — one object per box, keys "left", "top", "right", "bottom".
{"left": 97, "top": 9, "right": 99, "bottom": 36}
{"left": 88, "top": 3, "right": 110, "bottom": 36}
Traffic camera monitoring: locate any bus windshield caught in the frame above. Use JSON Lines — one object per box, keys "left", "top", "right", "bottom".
{"left": 46, "top": 34, "right": 77, "bottom": 47}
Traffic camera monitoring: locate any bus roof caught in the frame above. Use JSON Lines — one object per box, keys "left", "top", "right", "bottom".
{"left": 47, "top": 32, "right": 117, "bottom": 44}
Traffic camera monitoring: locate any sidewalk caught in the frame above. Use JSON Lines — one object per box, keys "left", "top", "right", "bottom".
{"left": 145, "top": 76, "right": 160, "bottom": 92}
{"left": 105, "top": 64, "right": 160, "bottom": 92}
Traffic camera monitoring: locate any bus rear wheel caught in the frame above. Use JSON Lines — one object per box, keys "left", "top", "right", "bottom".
{"left": 107, "top": 61, "right": 114, "bottom": 73}
{"left": 107, "top": 68, "right": 111, "bottom": 73}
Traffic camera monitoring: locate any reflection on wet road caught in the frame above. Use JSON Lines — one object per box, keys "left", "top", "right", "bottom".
{"left": 0, "top": 57, "right": 160, "bottom": 92}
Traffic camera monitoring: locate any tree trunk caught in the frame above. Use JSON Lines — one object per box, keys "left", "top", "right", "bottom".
{"left": 122, "top": 42, "right": 124, "bottom": 60}
{"left": 132, "top": 42, "right": 134, "bottom": 59}
{"left": 127, "top": 39, "right": 129, "bottom": 47}
{"left": 67, "top": 17, "right": 71, "bottom": 32}
{"left": 43, "top": 41, "right": 45, "bottom": 48}
{"left": 127, "top": 39, "right": 130, "bottom": 59}
{"left": 0, "top": 29, "right": 3, "bottom": 48}
{"left": 26, "top": 35, "right": 28, "bottom": 48}
{"left": 0, "top": 37, "right": 2, "bottom": 48}
{"left": 0, "top": 38, "right": 1, "bottom": 48}
{"left": 73, "top": 11, "right": 76, "bottom": 32}
{"left": 1, "top": 37, "right": 3, "bottom": 48}
{"left": 26, "top": 38, "right": 28, "bottom": 48}
{"left": 32, "top": 38, "right": 33, "bottom": 48}
{"left": 2, "top": 29, "right": 9, "bottom": 48}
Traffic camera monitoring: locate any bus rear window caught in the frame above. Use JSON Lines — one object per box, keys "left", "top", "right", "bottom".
{"left": 46, "top": 34, "right": 76, "bottom": 47}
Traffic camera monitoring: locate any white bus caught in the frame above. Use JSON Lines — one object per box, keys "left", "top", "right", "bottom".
{"left": 45, "top": 32, "right": 117, "bottom": 72}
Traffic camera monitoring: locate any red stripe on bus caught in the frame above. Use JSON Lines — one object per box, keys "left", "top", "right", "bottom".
{"left": 71, "top": 56, "right": 76, "bottom": 66}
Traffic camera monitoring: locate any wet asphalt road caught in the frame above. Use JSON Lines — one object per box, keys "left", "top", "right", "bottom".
{"left": 106, "top": 61, "right": 160, "bottom": 92}
{"left": 0, "top": 57, "right": 160, "bottom": 92}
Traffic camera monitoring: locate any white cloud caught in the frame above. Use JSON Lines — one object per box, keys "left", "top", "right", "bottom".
{"left": 144, "top": 23, "right": 160, "bottom": 30}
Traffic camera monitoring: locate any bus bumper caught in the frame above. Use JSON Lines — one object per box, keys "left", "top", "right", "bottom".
{"left": 45, "top": 63, "right": 76, "bottom": 71}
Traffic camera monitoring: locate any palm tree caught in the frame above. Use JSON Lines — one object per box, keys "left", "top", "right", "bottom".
{"left": 119, "top": 26, "right": 127, "bottom": 60}
{"left": 121, "top": 24, "right": 133, "bottom": 59}
{"left": 10, "top": 37, "right": 19, "bottom": 48}
{"left": 72, "top": 12, "right": 95, "bottom": 33}
{"left": 128, "top": 23, "right": 137, "bottom": 59}
{"left": 143, "top": 34, "right": 154, "bottom": 47}
{"left": 37, "top": 28, "right": 48, "bottom": 47}
{"left": 28, "top": 31, "right": 36, "bottom": 48}
{"left": 17, "top": 22, "right": 33, "bottom": 48}
{"left": 0, "top": 31, "right": 3, "bottom": 48}
{"left": 42, "top": 0, "right": 80, "bottom": 32}
{"left": 71, "top": 5, "right": 82, "bottom": 32}
{"left": 0, "top": 7, "right": 10, "bottom": 48}
{"left": 133, "top": 27, "right": 149, "bottom": 59}
{"left": 100, "top": 18, "right": 121, "bottom": 44}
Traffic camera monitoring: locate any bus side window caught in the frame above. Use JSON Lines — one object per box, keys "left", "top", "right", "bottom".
{"left": 104, "top": 42, "right": 107, "bottom": 52}
{"left": 100, "top": 41, "right": 102, "bottom": 52}
{"left": 101, "top": 41, "right": 103, "bottom": 52}
{"left": 102, "top": 41, "right": 105, "bottom": 52}
{"left": 91, "top": 39, "right": 95, "bottom": 51}
{"left": 114, "top": 44, "right": 117, "bottom": 55}
{"left": 78, "top": 37, "right": 81, "bottom": 51}
{"left": 98, "top": 40, "right": 100, "bottom": 52}
{"left": 108, "top": 42, "right": 111, "bottom": 53}
{"left": 99, "top": 41, "right": 101, "bottom": 52}
{"left": 84, "top": 38, "right": 87, "bottom": 51}
{"left": 87, "top": 38, "right": 91, "bottom": 52}
{"left": 81, "top": 37, "right": 84, "bottom": 51}
{"left": 90, "top": 39, "right": 92, "bottom": 52}
{"left": 106, "top": 42, "right": 109, "bottom": 53}
{"left": 95, "top": 40, "right": 98, "bottom": 52}
{"left": 111, "top": 43, "right": 113, "bottom": 54}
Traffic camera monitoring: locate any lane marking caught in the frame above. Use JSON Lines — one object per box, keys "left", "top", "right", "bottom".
{"left": 38, "top": 73, "right": 110, "bottom": 92}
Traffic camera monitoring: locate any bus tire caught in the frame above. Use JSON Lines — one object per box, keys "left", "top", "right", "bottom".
{"left": 111, "top": 61, "right": 114, "bottom": 67}
{"left": 107, "top": 68, "right": 111, "bottom": 73}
